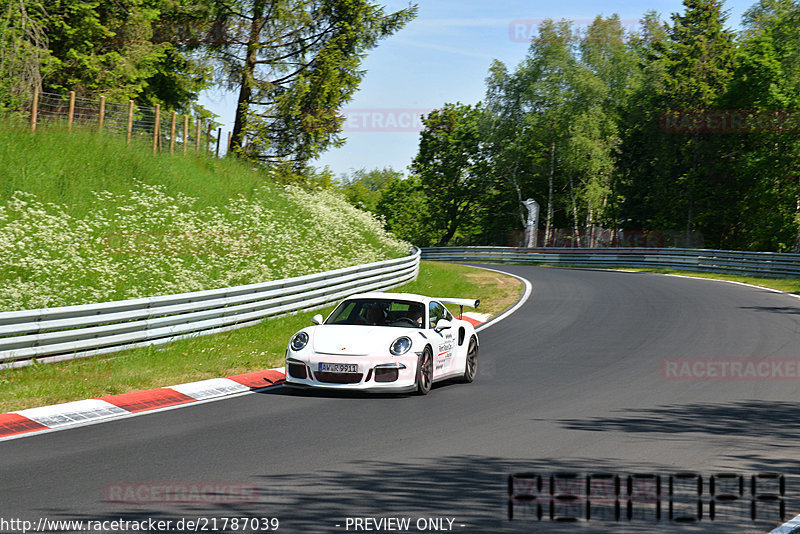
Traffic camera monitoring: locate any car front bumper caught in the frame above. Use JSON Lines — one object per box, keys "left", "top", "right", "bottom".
{"left": 284, "top": 353, "right": 418, "bottom": 392}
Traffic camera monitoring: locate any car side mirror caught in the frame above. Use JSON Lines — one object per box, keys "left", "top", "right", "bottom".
{"left": 435, "top": 319, "right": 452, "bottom": 332}
{"left": 312, "top": 314, "right": 323, "bottom": 325}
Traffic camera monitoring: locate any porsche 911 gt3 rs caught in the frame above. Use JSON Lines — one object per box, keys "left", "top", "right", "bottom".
{"left": 284, "top": 292, "right": 480, "bottom": 394}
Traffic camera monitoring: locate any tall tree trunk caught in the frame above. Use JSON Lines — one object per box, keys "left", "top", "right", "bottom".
{"left": 230, "top": 0, "right": 267, "bottom": 154}
{"left": 569, "top": 174, "right": 581, "bottom": 248}
{"left": 545, "top": 141, "right": 555, "bottom": 246}
{"left": 685, "top": 133, "right": 700, "bottom": 247}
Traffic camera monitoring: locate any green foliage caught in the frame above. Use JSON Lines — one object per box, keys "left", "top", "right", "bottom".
{"left": 615, "top": 0, "right": 777, "bottom": 248}
{"left": 0, "top": 0, "right": 214, "bottom": 112}
{"left": 411, "top": 102, "right": 493, "bottom": 246}
{"left": 337, "top": 167, "right": 402, "bottom": 212}
{"left": 411, "top": 1, "right": 800, "bottom": 252}
{"left": 375, "top": 174, "right": 435, "bottom": 246}
{"left": 483, "top": 15, "right": 638, "bottom": 246}
{"left": 268, "top": 162, "right": 337, "bottom": 191}
{"left": 0, "top": 0, "right": 51, "bottom": 110}
{"left": 213, "top": 0, "right": 417, "bottom": 167}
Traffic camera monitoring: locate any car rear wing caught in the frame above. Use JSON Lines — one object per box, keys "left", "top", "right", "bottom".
{"left": 436, "top": 297, "right": 480, "bottom": 309}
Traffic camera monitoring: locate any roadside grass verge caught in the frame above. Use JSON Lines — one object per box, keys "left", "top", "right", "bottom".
{"left": 0, "top": 261, "right": 524, "bottom": 413}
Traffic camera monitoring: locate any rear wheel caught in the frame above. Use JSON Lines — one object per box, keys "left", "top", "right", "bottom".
{"left": 461, "top": 336, "right": 478, "bottom": 383}
{"left": 416, "top": 346, "right": 433, "bottom": 395}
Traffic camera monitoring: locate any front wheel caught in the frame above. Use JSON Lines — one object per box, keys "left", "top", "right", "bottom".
{"left": 460, "top": 336, "right": 478, "bottom": 383}
{"left": 416, "top": 346, "right": 433, "bottom": 395}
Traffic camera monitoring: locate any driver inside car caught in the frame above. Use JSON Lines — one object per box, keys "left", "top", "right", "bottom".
{"left": 408, "top": 307, "right": 424, "bottom": 327}
{"left": 363, "top": 304, "right": 386, "bottom": 325}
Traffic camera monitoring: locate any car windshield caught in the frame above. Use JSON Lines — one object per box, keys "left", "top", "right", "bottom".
{"left": 325, "top": 298, "right": 425, "bottom": 328}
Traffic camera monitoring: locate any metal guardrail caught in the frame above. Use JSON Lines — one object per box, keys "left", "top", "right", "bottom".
{"left": 0, "top": 249, "right": 420, "bottom": 369}
{"left": 421, "top": 246, "right": 800, "bottom": 278}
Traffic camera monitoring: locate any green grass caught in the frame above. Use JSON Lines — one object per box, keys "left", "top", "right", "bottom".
{"left": 0, "top": 261, "right": 524, "bottom": 413}
{"left": 0, "top": 125, "right": 272, "bottom": 217}
{"left": 0, "top": 122, "right": 408, "bottom": 310}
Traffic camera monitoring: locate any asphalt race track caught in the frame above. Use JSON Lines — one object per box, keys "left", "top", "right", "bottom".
{"left": 2, "top": 265, "right": 800, "bottom": 534}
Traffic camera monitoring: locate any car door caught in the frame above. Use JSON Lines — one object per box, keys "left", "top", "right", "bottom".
{"left": 428, "top": 301, "right": 455, "bottom": 377}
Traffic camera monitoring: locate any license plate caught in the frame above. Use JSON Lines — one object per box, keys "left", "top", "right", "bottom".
{"left": 318, "top": 362, "right": 358, "bottom": 373}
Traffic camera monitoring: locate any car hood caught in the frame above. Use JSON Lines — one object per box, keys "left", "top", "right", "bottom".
{"left": 312, "top": 325, "right": 414, "bottom": 356}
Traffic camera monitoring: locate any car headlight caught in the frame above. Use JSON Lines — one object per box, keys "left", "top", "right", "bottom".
{"left": 290, "top": 331, "right": 309, "bottom": 351}
{"left": 390, "top": 336, "right": 412, "bottom": 356}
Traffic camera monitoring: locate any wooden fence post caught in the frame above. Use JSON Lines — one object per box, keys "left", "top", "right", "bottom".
{"left": 215, "top": 127, "right": 221, "bottom": 157}
{"left": 227, "top": 131, "right": 232, "bottom": 154}
{"left": 127, "top": 100, "right": 134, "bottom": 145}
{"left": 195, "top": 118, "right": 201, "bottom": 153}
{"left": 98, "top": 95, "right": 105, "bottom": 132}
{"left": 183, "top": 115, "right": 189, "bottom": 155}
{"left": 169, "top": 111, "right": 176, "bottom": 154}
{"left": 30, "top": 87, "right": 39, "bottom": 132}
{"left": 153, "top": 104, "right": 160, "bottom": 155}
{"left": 68, "top": 91, "right": 75, "bottom": 132}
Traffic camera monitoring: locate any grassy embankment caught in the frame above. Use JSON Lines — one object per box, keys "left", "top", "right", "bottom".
{"left": 0, "top": 124, "right": 407, "bottom": 310}
{"left": 0, "top": 124, "right": 524, "bottom": 412}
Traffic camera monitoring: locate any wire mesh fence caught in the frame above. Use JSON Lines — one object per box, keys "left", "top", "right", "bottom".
{"left": 29, "top": 89, "right": 222, "bottom": 156}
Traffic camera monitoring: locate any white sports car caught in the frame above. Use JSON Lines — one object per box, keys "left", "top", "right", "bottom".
{"left": 284, "top": 292, "right": 480, "bottom": 394}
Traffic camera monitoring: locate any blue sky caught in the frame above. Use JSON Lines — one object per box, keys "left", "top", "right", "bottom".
{"left": 198, "top": 0, "right": 758, "bottom": 178}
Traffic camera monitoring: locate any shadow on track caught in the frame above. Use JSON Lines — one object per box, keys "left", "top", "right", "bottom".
{"left": 555, "top": 399, "right": 800, "bottom": 440}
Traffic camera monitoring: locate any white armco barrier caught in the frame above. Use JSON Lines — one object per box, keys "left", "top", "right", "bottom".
{"left": 421, "top": 246, "right": 800, "bottom": 278}
{"left": 0, "top": 249, "right": 420, "bottom": 369}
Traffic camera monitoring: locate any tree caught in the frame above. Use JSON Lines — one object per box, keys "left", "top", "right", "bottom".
{"left": 0, "top": 0, "right": 51, "bottom": 110}
{"left": 375, "top": 175, "right": 433, "bottom": 246}
{"left": 660, "top": 0, "right": 736, "bottom": 244}
{"left": 713, "top": 0, "right": 800, "bottom": 250}
{"left": 337, "top": 167, "right": 402, "bottom": 212}
{"left": 484, "top": 60, "right": 546, "bottom": 243}
{"left": 411, "top": 103, "right": 492, "bottom": 246}
{"left": 518, "top": 20, "right": 580, "bottom": 245}
{"left": 212, "top": 0, "right": 417, "bottom": 166}
{"left": 483, "top": 17, "right": 636, "bottom": 247}
{"left": 565, "top": 15, "right": 636, "bottom": 245}
{"left": 616, "top": 1, "right": 736, "bottom": 247}
{"left": 43, "top": 0, "right": 212, "bottom": 107}
{"left": 0, "top": 0, "right": 216, "bottom": 112}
